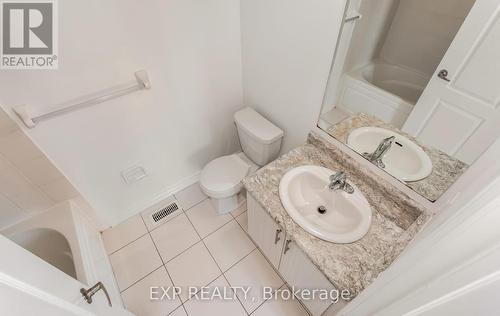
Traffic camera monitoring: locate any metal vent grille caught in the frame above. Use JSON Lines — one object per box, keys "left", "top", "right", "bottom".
{"left": 151, "top": 202, "right": 179, "bottom": 223}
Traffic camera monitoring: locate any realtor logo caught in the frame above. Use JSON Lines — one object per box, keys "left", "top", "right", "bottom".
{"left": 1, "top": 0, "right": 58, "bottom": 69}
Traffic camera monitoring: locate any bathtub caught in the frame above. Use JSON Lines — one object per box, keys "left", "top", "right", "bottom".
{"left": 338, "top": 62, "right": 430, "bottom": 128}
{"left": 1, "top": 201, "right": 123, "bottom": 307}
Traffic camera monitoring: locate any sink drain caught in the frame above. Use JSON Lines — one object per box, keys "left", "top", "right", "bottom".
{"left": 317, "top": 206, "right": 327, "bottom": 214}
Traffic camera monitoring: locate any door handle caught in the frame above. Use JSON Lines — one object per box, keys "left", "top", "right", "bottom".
{"left": 437, "top": 69, "right": 451, "bottom": 82}
{"left": 274, "top": 229, "right": 282, "bottom": 244}
{"left": 81, "top": 282, "right": 112, "bottom": 307}
{"left": 283, "top": 239, "right": 293, "bottom": 255}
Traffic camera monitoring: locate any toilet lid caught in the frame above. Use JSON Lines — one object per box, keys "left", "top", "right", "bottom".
{"left": 200, "top": 154, "right": 250, "bottom": 198}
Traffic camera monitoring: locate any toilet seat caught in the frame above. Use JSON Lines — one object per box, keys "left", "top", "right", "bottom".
{"left": 200, "top": 154, "right": 250, "bottom": 199}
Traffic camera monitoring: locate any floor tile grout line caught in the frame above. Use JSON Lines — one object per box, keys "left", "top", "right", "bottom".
{"left": 181, "top": 212, "right": 226, "bottom": 303}
{"left": 107, "top": 186, "right": 249, "bottom": 314}
{"left": 185, "top": 210, "right": 234, "bottom": 241}
{"left": 144, "top": 215, "right": 242, "bottom": 271}
{"left": 219, "top": 248, "right": 262, "bottom": 315}
{"left": 185, "top": 271, "right": 224, "bottom": 302}
{"left": 145, "top": 209, "right": 184, "bottom": 234}
{"left": 230, "top": 198, "right": 248, "bottom": 218}
{"left": 119, "top": 263, "right": 164, "bottom": 294}
{"left": 108, "top": 197, "right": 204, "bottom": 258}
{"left": 118, "top": 219, "right": 176, "bottom": 306}
{"left": 105, "top": 203, "right": 178, "bottom": 255}
{"left": 221, "top": 243, "right": 257, "bottom": 274}
{"left": 196, "top": 216, "right": 257, "bottom": 274}
{"left": 148, "top": 205, "right": 246, "bottom": 267}
{"left": 149, "top": 214, "right": 201, "bottom": 258}
{"left": 221, "top": 272, "right": 251, "bottom": 316}
{"left": 184, "top": 209, "right": 203, "bottom": 240}
{"left": 145, "top": 192, "right": 204, "bottom": 234}
{"left": 160, "top": 216, "right": 255, "bottom": 274}
{"left": 194, "top": 226, "right": 252, "bottom": 314}
{"left": 109, "top": 185, "right": 269, "bottom": 314}
{"left": 152, "top": 185, "right": 207, "bottom": 315}
{"left": 113, "top": 216, "right": 164, "bottom": 295}
{"left": 187, "top": 210, "right": 225, "bottom": 276}
{"left": 222, "top": 247, "right": 279, "bottom": 315}
{"left": 116, "top": 243, "right": 273, "bottom": 314}
{"left": 247, "top": 284, "right": 310, "bottom": 316}
{"left": 233, "top": 211, "right": 248, "bottom": 233}
{"left": 247, "top": 283, "right": 286, "bottom": 315}
{"left": 181, "top": 304, "right": 189, "bottom": 316}
{"left": 166, "top": 304, "right": 187, "bottom": 316}
{"left": 201, "top": 216, "right": 237, "bottom": 240}
{"left": 104, "top": 193, "right": 207, "bottom": 254}
{"left": 240, "top": 247, "right": 286, "bottom": 315}
{"left": 178, "top": 196, "right": 209, "bottom": 214}
{"left": 146, "top": 230, "right": 185, "bottom": 313}
{"left": 106, "top": 229, "right": 149, "bottom": 256}
{"left": 162, "top": 239, "right": 203, "bottom": 265}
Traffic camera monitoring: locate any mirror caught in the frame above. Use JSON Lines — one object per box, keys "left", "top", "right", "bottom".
{"left": 315, "top": 0, "right": 498, "bottom": 202}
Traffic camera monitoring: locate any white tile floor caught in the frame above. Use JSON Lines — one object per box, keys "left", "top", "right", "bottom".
{"left": 103, "top": 183, "right": 308, "bottom": 316}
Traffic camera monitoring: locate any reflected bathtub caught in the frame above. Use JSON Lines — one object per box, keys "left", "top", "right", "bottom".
{"left": 338, "top": 62, "right": 430, "bottom": 128}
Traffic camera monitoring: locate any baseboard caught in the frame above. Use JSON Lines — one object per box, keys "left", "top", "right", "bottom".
{"left": 131, "top": 172, "right": 201, "bottom": 218}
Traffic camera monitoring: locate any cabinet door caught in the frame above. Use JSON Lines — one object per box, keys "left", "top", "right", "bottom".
{"left": 279, "top": 238, "right": 335, "bottom": 316}
{"left": 247, "top": 194, "right": 285, "bottom": 269}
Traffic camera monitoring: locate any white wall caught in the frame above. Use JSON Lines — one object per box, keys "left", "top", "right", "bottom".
{"left": 240, "top": 0, "right": 347, "bottom": 153}
{"left": 0, "top": 0, "right": 243, "bottom": 227}
{"left": 380, "top": 0, "right": 476, "bottom": 75}
{"left": 0, "top": 109, "right": 78, "bottom": 230}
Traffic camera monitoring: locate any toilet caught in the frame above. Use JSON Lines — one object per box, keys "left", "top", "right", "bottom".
{"left": 200, "top": 107, "right": 284, "bottom": 214}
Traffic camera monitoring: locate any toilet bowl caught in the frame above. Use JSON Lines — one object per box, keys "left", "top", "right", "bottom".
{"left": 200, "top": 107, "right": 284, "bottom": 214}
{"left": 200, "top": 153, "right": 258, "bottom": 214}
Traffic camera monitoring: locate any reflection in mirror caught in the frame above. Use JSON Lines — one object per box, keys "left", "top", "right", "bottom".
{"left": 315, "top": 0, "right": 500, "bottom": 202}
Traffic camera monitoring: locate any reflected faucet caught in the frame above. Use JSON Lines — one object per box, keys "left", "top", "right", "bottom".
{"left": 328, "top": 171, "right": 354, "bottom": 194}
{"left": 363, "top": 136, "right": 395, "bottom": 169}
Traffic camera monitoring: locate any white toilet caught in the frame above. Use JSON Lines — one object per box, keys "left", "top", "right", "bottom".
{"left": 200, "top": 107, "right": 284, "bottom": 214}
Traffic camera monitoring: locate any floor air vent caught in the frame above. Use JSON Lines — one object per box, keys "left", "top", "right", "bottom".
{"left": 151, "top": 202, "right": 179, "bottom": 223}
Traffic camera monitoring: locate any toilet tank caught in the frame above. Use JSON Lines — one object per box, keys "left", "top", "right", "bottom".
{"left": 234, "top": 108, "right": 284, "bottom": 166}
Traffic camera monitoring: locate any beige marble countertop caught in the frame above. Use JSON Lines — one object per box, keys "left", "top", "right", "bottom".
{"left": 326, "top": 113, "right": 468, "bottom": 201}
{"left": 243, "top": 132, "right": 430, "bottom": 298}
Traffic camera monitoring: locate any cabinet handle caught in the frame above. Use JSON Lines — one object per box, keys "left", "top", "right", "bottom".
{"left": 274, "top": 229, "right": 282, "bottom": 244}
{"left": 284, "top": 239, "right": 292, "bottom": 255}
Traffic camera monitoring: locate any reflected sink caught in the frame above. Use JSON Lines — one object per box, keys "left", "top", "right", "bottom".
{"left": 279, "top": 165, "right": 372, "bottom": 243}
{"left": 347, "top": 127, "right": 432, "bottom": 182}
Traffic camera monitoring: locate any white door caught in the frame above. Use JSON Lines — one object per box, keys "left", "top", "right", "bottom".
{"left": 0, "top": 235, "right": 134, "bottom": 316}
{"left": 402, "top": 0, "right": 500, "bottom": 165}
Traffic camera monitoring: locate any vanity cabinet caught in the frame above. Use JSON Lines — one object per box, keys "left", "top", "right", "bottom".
{"left": 278, "top": 238, "right": 336, "bottom": 316}
{"left": 247, "top": 194, "right": 285, "bottom": 268}
{"left": 247, "top": 194, "right": 337, "bottom": 316}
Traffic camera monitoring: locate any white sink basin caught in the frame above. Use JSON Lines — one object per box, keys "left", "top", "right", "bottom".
{"left": 347, "top": 127, "right": 432, "bottom": 182}
{"left": 279, "top": 165, "right": 372, "bottom": 243}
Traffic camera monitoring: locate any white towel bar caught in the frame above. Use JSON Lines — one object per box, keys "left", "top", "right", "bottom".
{"left": 13, "top": 70, "right": 151, "bottom": 128}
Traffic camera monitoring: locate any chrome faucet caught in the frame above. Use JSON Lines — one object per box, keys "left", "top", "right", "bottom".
{"left": 363, "top": 136, "right": 395, "bottom": 169}
{"left": 328, "top": 171, "right": 354, "bottom": 194}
